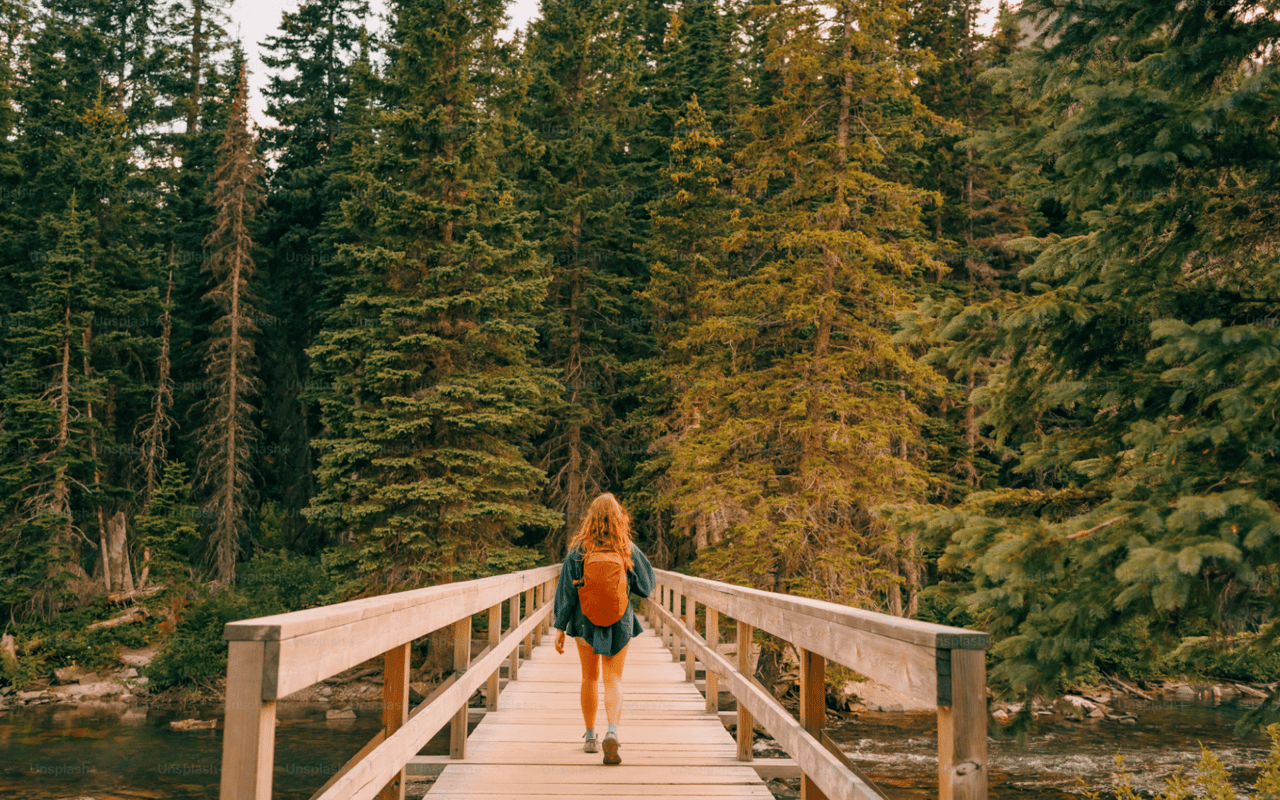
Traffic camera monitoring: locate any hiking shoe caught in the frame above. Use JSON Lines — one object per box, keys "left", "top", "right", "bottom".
{"left": 584, "top": 732, "right": 600, "bottom": 753}
{"left": 602, "top": 731, "right": 621, "bottom": 765}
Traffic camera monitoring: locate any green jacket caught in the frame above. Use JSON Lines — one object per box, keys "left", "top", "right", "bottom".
{"left": 553, "top": 544, "right": 655, "bottom": 656}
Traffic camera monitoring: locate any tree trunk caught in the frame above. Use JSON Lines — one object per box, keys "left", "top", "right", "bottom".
{"left": 105, "top": 511, "right": 135, "bottom": 595}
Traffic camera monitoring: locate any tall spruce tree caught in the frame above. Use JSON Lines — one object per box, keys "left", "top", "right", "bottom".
{"left": 660, "top": 0, "right": 946, "bottom": 618}
{"left": 629, "top": 96, "right": 740, "bottom": 567}
{"left": 2, "top": 0, "right": 166, "bottom": 609}
{"left": 257, "top": 0, "right": 370, "bottom": 546}
{"left": 888, "top": 0, "right": 1280, "bottom": 720}
{"left": 305, "top": 0, "right": 561, "bottom": 595}
{"left": 194, "top": 66, "right": 264, "bottom": 585}
{"left": 518, "top": 0, "right": 648, "bottom": 552}
{"left": 0, "top": 199, "right": 103, "bottom": 616}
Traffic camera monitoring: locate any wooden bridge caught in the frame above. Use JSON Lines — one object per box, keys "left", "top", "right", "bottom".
{"left": 219, "top": 566, "right": 990, "bottom": 800}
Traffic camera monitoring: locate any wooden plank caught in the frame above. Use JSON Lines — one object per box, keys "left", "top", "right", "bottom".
{"left": 409, "top": 759, "right": 799, "bottom": 779}
{"left": 799, "top": 648, "right": 827, "bottom": 800}
{"left": 686, "top": 597, "right": 697, "bottom": 682}
{"left": 450, "top": 617, "right": 471, "bottom": 759}
{"left": 308, "top": 602, "right": 550, "bottom": 800}
{"left": 226, "top": 565, "right": 559, "bottom": 642}
{"left": 219, "top": 640, "right": 276, "bottom": 800}
{"left": 660, "top": 574, "right": 940, "bottom": 704}
{"left": 253, "top": 567, "right": 559, "bottom": 700}
{"left": 706, "top": 608, "right": 719, "bottom": 714}
{"left": 421, "top": 764, "right": 766, "bottom": 781}
{"left": 378, "top": 643, "right": 410, "bottom": 800}
{"left": 423, "top": 626, "right": 773, "bottom": 800}
{"left": 672, "top": 590, "right": 682, "bottom": 662}
{"left": 426, "top": 794, "right": 773, "bottom": 800}
{"left": 648, "top": 600, "right": 889, "bottom": 800}
{"left": 508, "top": 594, "right": 521, "bottom": 681}
{"left": 938, "top": 648, "right": 987, "bottom": 800}
{"left": 736, "top": 620, "right": 752, "bottom": 763}
{"left": 523, "top": 588, "right": 535, "bottom": 661}
{"left": 654, "top": 569, "right": 988, "bottom": 650}
{"left": 487, "top": 604, "right": 501, "bottom": 712}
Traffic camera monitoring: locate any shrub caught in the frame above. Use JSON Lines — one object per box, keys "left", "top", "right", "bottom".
{"left": 146, "top": 552, "right": 330, "bottom": 690}
{"left": 1084, "top": 724, "right": 1280, "bottom": 800}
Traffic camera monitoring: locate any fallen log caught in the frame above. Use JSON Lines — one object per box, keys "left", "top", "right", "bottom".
{"left": 108, "top": 585, "right": 165, "bottom": 604}
{"left": 1105, "top": 674, "right": 1153, "bottom": 700}
{"left": 87, "top": 606, "right": 149, "bottom": 631}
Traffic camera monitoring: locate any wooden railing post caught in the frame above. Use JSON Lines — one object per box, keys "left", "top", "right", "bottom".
{"left": 705, "top": 607, "right": 719, "bottom": 713}
{"left": 671, "top": 590, "right": 682, "bottom": 662}
{"left": 799, "top": 648, "right": 828, "bottom": 800}
{"left": 656, "top": 585, "right": 666, "bottom": 639}
{"left": 685, "top": 597, "right": 697, "bottom": 682}
{"left": 219, "top": 641, "right": 276, "bottom": 800}
{"left": 507, "top": 593, "right": 520, "bottom": 681}
{"left": 736, "top": 620, "right": 753, "bottom": 762}
{"left": 536, "top": 582, "right": 547, "bottom": 642}
{"left": 378, "top": 642, "right": 411, "bottom": 800}
{"left": 486, "top": 603, "right": 501, "bottom": 712}
{"left": 450, "top": 616, "right": 471, "bottom": 759}
{"left": 938, "top": 648, "right": 988, "bottom": 800}
{"left": 523, "top": 588, "right": 535, "bottom": 658}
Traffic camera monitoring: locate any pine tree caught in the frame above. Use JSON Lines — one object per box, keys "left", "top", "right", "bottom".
{"left": 194, "top": 66, "right": 264, "bottom": 585}
{"left": 629, "top": 96, "right": 740, "bottom": 567}
{"left": 257, "top": 0, "right": 370, "bottom": 546}
{"left": 887, "top": 0, "right": 1280, "bottom": 715}
{"left": 133, "top": 460, "right": 200, "bottom": 587}
{"left": 133, "top": 260, "right": 177, "bottom": 509}
{"left": 518, "top": 0, "right": 648, "bottom": 551}
{"left": 891, "top": 0, "right": 1045, "bottom": 505}
{"left": 305, "top": 0, "right": 561, "bottom": 595}
{"left": 0, "top": 199, "right": 103, "bottom": 616}
{"left": 3, "top": 0, "right": 168, "bottom": 607}
{"left": 661, "top": 0, "right": 946, "bottom": 617}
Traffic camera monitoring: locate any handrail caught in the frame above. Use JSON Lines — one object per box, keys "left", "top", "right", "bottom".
{"left": 218, "top": 564, "right": 560, "bottom": 800}
{"left": 647, "top": 568, "right": 989, "bottom": 800}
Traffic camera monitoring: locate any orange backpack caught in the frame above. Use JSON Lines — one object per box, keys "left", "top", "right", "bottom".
{"left": 574, "top": 547, "right": 630, "bottom": 627}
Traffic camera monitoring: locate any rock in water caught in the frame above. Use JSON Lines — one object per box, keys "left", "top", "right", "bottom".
{"left": 1053, "top": 695, "right": 1097, "bottom": 719}
{"left": 326, "top": 708, "right": 357, "bottom": 720}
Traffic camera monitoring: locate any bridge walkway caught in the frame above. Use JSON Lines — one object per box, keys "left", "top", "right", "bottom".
{"left": 424, "top": 621, "right": 771, "bottom": 800}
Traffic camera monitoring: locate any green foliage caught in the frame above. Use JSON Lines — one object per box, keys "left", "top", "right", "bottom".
{"left": 1158, "top": 635, "right": 1280, "bottom": 685}
{"left": 305, "top": 0, "right": 562, "bottom": 596}
{"left": 1084, "top": 730, "right": 1280, "bottom": 800}
{"left": 147, "top": 552, "right": 330, "bottom": 689}
{"left": 132, "top": 461, "right": 201, "bottom": 585}
{"left": 648, "top": 0, "right": 949, "bottom": 612}
{"left": 2, "top": 596, "right": 159, "bottom": 687}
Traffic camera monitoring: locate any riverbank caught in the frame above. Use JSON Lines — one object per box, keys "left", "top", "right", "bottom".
{"left": 3, "top": 645, "right": 1276, "bottom": 731}
{"left": 2, "top": 689, "right": 1274, "bottom": 800}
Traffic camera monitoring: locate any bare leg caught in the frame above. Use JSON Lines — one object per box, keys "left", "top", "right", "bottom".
{"left": 575, "top": 638, "right": 600, "bottom": 730}
{"left": 601, "top": 642, "right": 630, "bottom": 727}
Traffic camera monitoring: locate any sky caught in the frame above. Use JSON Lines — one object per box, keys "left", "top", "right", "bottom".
{"left": 231, "top": 0, "right": 542, "bottom": 126}
{"left": 229, "top": 0, "right": 1001, "bottom": 129}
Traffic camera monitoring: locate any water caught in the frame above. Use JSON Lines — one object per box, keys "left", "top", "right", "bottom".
{"left": 816, "top": 697, "right": 1275, "bottom": 799}
{"left": 0, "top": 700, "right": 459, "bottom": 799}
{"left": 0, "top": 697, "right": 1273, "bottom": 798}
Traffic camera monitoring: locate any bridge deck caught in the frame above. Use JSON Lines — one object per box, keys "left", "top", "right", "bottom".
{"left": 423, "top": 616, "right": 772, "bottom": 800}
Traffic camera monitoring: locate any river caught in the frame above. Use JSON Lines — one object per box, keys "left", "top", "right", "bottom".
{"left": 0, "top": 696, "right": 1272, "bottom": 798}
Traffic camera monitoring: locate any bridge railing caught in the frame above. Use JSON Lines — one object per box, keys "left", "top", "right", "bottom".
{"left": 645, "top": 569, "right": 990, "bottom": 800}
{"left": 219, "top": 564, "right": 560, "bottom": 800}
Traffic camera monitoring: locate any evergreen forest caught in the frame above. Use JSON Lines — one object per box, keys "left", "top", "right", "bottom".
{"left": 1, "top": 0, "right": 1278, "bottom": 724}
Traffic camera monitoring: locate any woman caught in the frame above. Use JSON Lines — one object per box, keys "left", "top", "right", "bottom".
{"left": 553, "top": 492, "right": 655, "bottom": 765}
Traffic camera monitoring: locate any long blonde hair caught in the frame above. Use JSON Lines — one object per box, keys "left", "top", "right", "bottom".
{"left": 568, "top": 493, "right": 634, "bottom": 569}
